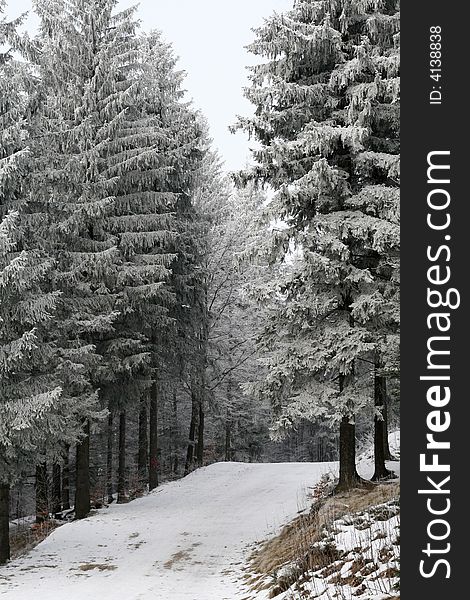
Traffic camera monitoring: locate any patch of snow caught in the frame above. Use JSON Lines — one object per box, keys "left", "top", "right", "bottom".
{"left": 262, "top": 498, "right": 400, "bottom": 600}
{"left": 357, "top": 430, "right": 400, "bottom": 480}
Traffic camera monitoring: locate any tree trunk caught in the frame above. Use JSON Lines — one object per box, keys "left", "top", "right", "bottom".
{"left": 336, "top": 371, "right": 360, "bottom": 492}
{"left": 197, "top": 400, "right": 204, "bottom": 468}
{"left": 225, "top": 420, "right": 232, "bottom": 462}
{"left": 184, "top": 389, "right": 198, "bottom": 475}
{"left": 117, "top": 410, "right": 128, "bottom": 503}
{"left": 372, "top": 373, "right": 393, "bottom": 481}
{"left": 52, "top": 464, "right": 62, "bottom": 516}
{"left": 137, "top": 396, "right": 148, "bottom": 492}
{"left": 62, "top": 445, "right": 70, "bottom": 510}
{"left": 225, "top": 374, "right": 233, "bottom": 462}
{"left": 106, "top": 411, "right": 114, "bottom": 504}
{"left": 75, "top": 420, "right": 91, "bottom": 519}
{"left": 0, "top": 483, "right": 10, "bottom": 564}
{"left": 35, "top": 463, "right": 49, "bottom": 523}
{"left": 336, "top": 416, "right": 361, "bottom": 492}
{"left": 149, "top": 380, "right": 159, "bottom": 491}
{"left": 383, "top": 388, "right": 394, "bottom": 460}
{"left": 171, "top": 390, "right": 179, "bottom": 475}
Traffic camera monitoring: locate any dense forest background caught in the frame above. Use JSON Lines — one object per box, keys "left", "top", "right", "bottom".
{"left": 0, "top": 0, "right": 400, "bottom": 566}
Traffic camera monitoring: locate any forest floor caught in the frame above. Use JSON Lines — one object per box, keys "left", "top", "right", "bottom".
{"left": 0, "top": 461, "right": 338, "bottom": 600}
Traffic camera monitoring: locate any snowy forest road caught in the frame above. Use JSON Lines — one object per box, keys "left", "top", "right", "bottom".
{"left": 0, "top": 462, "right": 336, "bottom": 600}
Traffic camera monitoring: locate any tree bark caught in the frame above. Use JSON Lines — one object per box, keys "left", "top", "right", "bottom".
{"left": 372, "top": 373, "right": 393, "bottom": 481}
{"left": 149, "top": 380, "right": 159, "bottom": 491}
{"left": 0, "top": 483, "right": 10, "bottom": 564}
{"left": 225, "top": 374, "right": 233, "bottom": 462}
{"left": 62, "top": 445, "right": 70, "bottom": 510}
{"left": 335, "top": 370, "right": 361, "bottom": 492}
{"left": 75, "top": 420, "right": 91, "bottom": 519}
{"left": 117, "top": 410, "right": 128, "bottom": 503}
{"left": 171, "top": 390, "right": 179, "bottom": 475}
{"left": 106, "top": 411, "right": 114, "bottom": 504}
{"left": 336, "top": 416, "right": 361, "bottom": 492}
{"left": 196, "top": 399, "right": 204, "bottom": 468}
{"left": 137, "top": 395, "right": 148, "bottom": 491}
{"left": 184, "top": 388, "right": 198, "bottom": 475}
{"left": 383, "top": 388, "right": 394, "bottom": 460}
{"left": 52, "top": 463, "right": 62, "bottom": 516}
{"left": 35, "top": 463, "right": 49, "bottom": 523}
{"left": 225, "top": 420, "right": 232, "bottom": 462}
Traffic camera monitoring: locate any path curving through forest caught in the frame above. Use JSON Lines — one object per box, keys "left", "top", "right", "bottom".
{"left": 0, "top": 462, "right": 336, "bottom": 600}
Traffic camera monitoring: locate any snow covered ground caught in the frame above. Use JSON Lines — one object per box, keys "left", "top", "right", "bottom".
{"left": 357, "top": 430, "right": 401, "bottom": 480}
{"left": 0, "top": 462, "right": 336, "bottom": 600}
{"left": 266, "top": 494, "right": 400, "bottom": 600}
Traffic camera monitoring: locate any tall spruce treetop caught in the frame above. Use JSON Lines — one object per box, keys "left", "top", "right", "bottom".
{"left": 100, "top": 30, "right": 203, "bottom": 404}
{"left": 0, "top": 3, "right": 30, "bottom": 217}
{"left": 30, "top": 0, "right": 145, "bottom": 411}
{"left": 235, "top": 0, "right": 400, "bottom": 486}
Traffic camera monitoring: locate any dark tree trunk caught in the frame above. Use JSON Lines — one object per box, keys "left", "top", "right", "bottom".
{"left": 52, "top": 464, "right": 62, "bottom": 516}
{"left": 372, "top": 373, "right": 393, "bottom": 481}
{"left": 225, "top": 420, "right": 232, "bottom": 462}
{"left": 171, "top": 390, "right": 179, "bottom": 475}
{"left": 336, "top": 416, "right": 361, "bottom": 492}
{"left": 225, "top": 375, "right": 233, "bottom": 462}
{"left": 149, "top": 380, "right": 159, "bottom": 491}
{"left": 197, "top": 400, "right": 204, "bottom": 468}
{"left": 106, "top": 411, "right": 114, "bottom": 504}
{"left": 336, "top": 372, "right": 360, "bottom": 492}
{"left": 117, "top": 410, "right": 128, "bottom": 503}
{"left": 62, "top": 445, "right": 70, "bottom": 510}
{"left": 35, "top": 463, "right": 49, "bottom": 523}
{"left": 75, "top": 420, "right": 91, "bottom": 519}
{"left": 0, "top": 483, "right": 10, "bottom": 564}
{"left": 383, "top": 388, "right": 394, "bottom": 460}
{"left": 137, "top": 396, "right": 148, "bottom": 491}
{"left": 184, "top": 389, "right": 198, "bottom": 475}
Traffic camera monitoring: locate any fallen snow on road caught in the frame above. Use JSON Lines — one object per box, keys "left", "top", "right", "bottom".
{"left": 0, "top": 462, "right": 336, "bottom": 600}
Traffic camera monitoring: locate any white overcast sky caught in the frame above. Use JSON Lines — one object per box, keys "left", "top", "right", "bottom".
{"left": 7, "top": 0, "right": 292, "bottom": 172}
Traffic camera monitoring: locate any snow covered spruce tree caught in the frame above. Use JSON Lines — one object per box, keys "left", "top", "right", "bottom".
{"left": 153, "top": 115, "right": 206, "bottom": 477}
{"left": 0, "top": 3, "right": 95, "bottom": 557}
{"left": 31, "top": 0, "right": 146, "bottom": 516}
{"left": 0, "top": 6, "right": 53, "bottom": 563}
{"left": 0, "top": 16, "right": 60, "bottom": 559}
{"left": 134, "top": 33, "right": 205, "bottom": 487}
{"left": 101, "top": 30, "right": 204, "bottom": 496}
{"left": 234, "top": 0, "right": 400, "bottom": 490}
{"left": 0, "top": 213, "right": 68, "bottom": 563}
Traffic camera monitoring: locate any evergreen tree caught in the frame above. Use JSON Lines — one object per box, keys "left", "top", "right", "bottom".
{"left": 31, "top": 0, "right": 143, "bottom": 516}
{"left": 161, "top": 120, "right": 206, "bottom": 477}
{"left": 0, "top": 2, "right": 99, "bottom": 556}
{"left": 0, "top": 211, "right": 69, "bottom": 562}
{"left": 100, "top": 30, "right": 201, "bottom": 496}
{"left": 0, "top": 4, "right": 62, "bottom": 562}
{"left": 235, "top": 0, "right": 400, "bottom": 490}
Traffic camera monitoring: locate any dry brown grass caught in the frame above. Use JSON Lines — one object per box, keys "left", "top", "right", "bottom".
{"left": 78, "top": 563, "right": 117, "bottom": 572}
{"left": 244, "top": 480, "right": 400, "bottom": 598}
{"left": 250, "top": 481, "right": 400, "bottom": 580}
{"left": 163, "top": 549, "right": 192, "bottom": 570}
{"left": 10, "top": 520, "right": 62, "bottom": 559}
